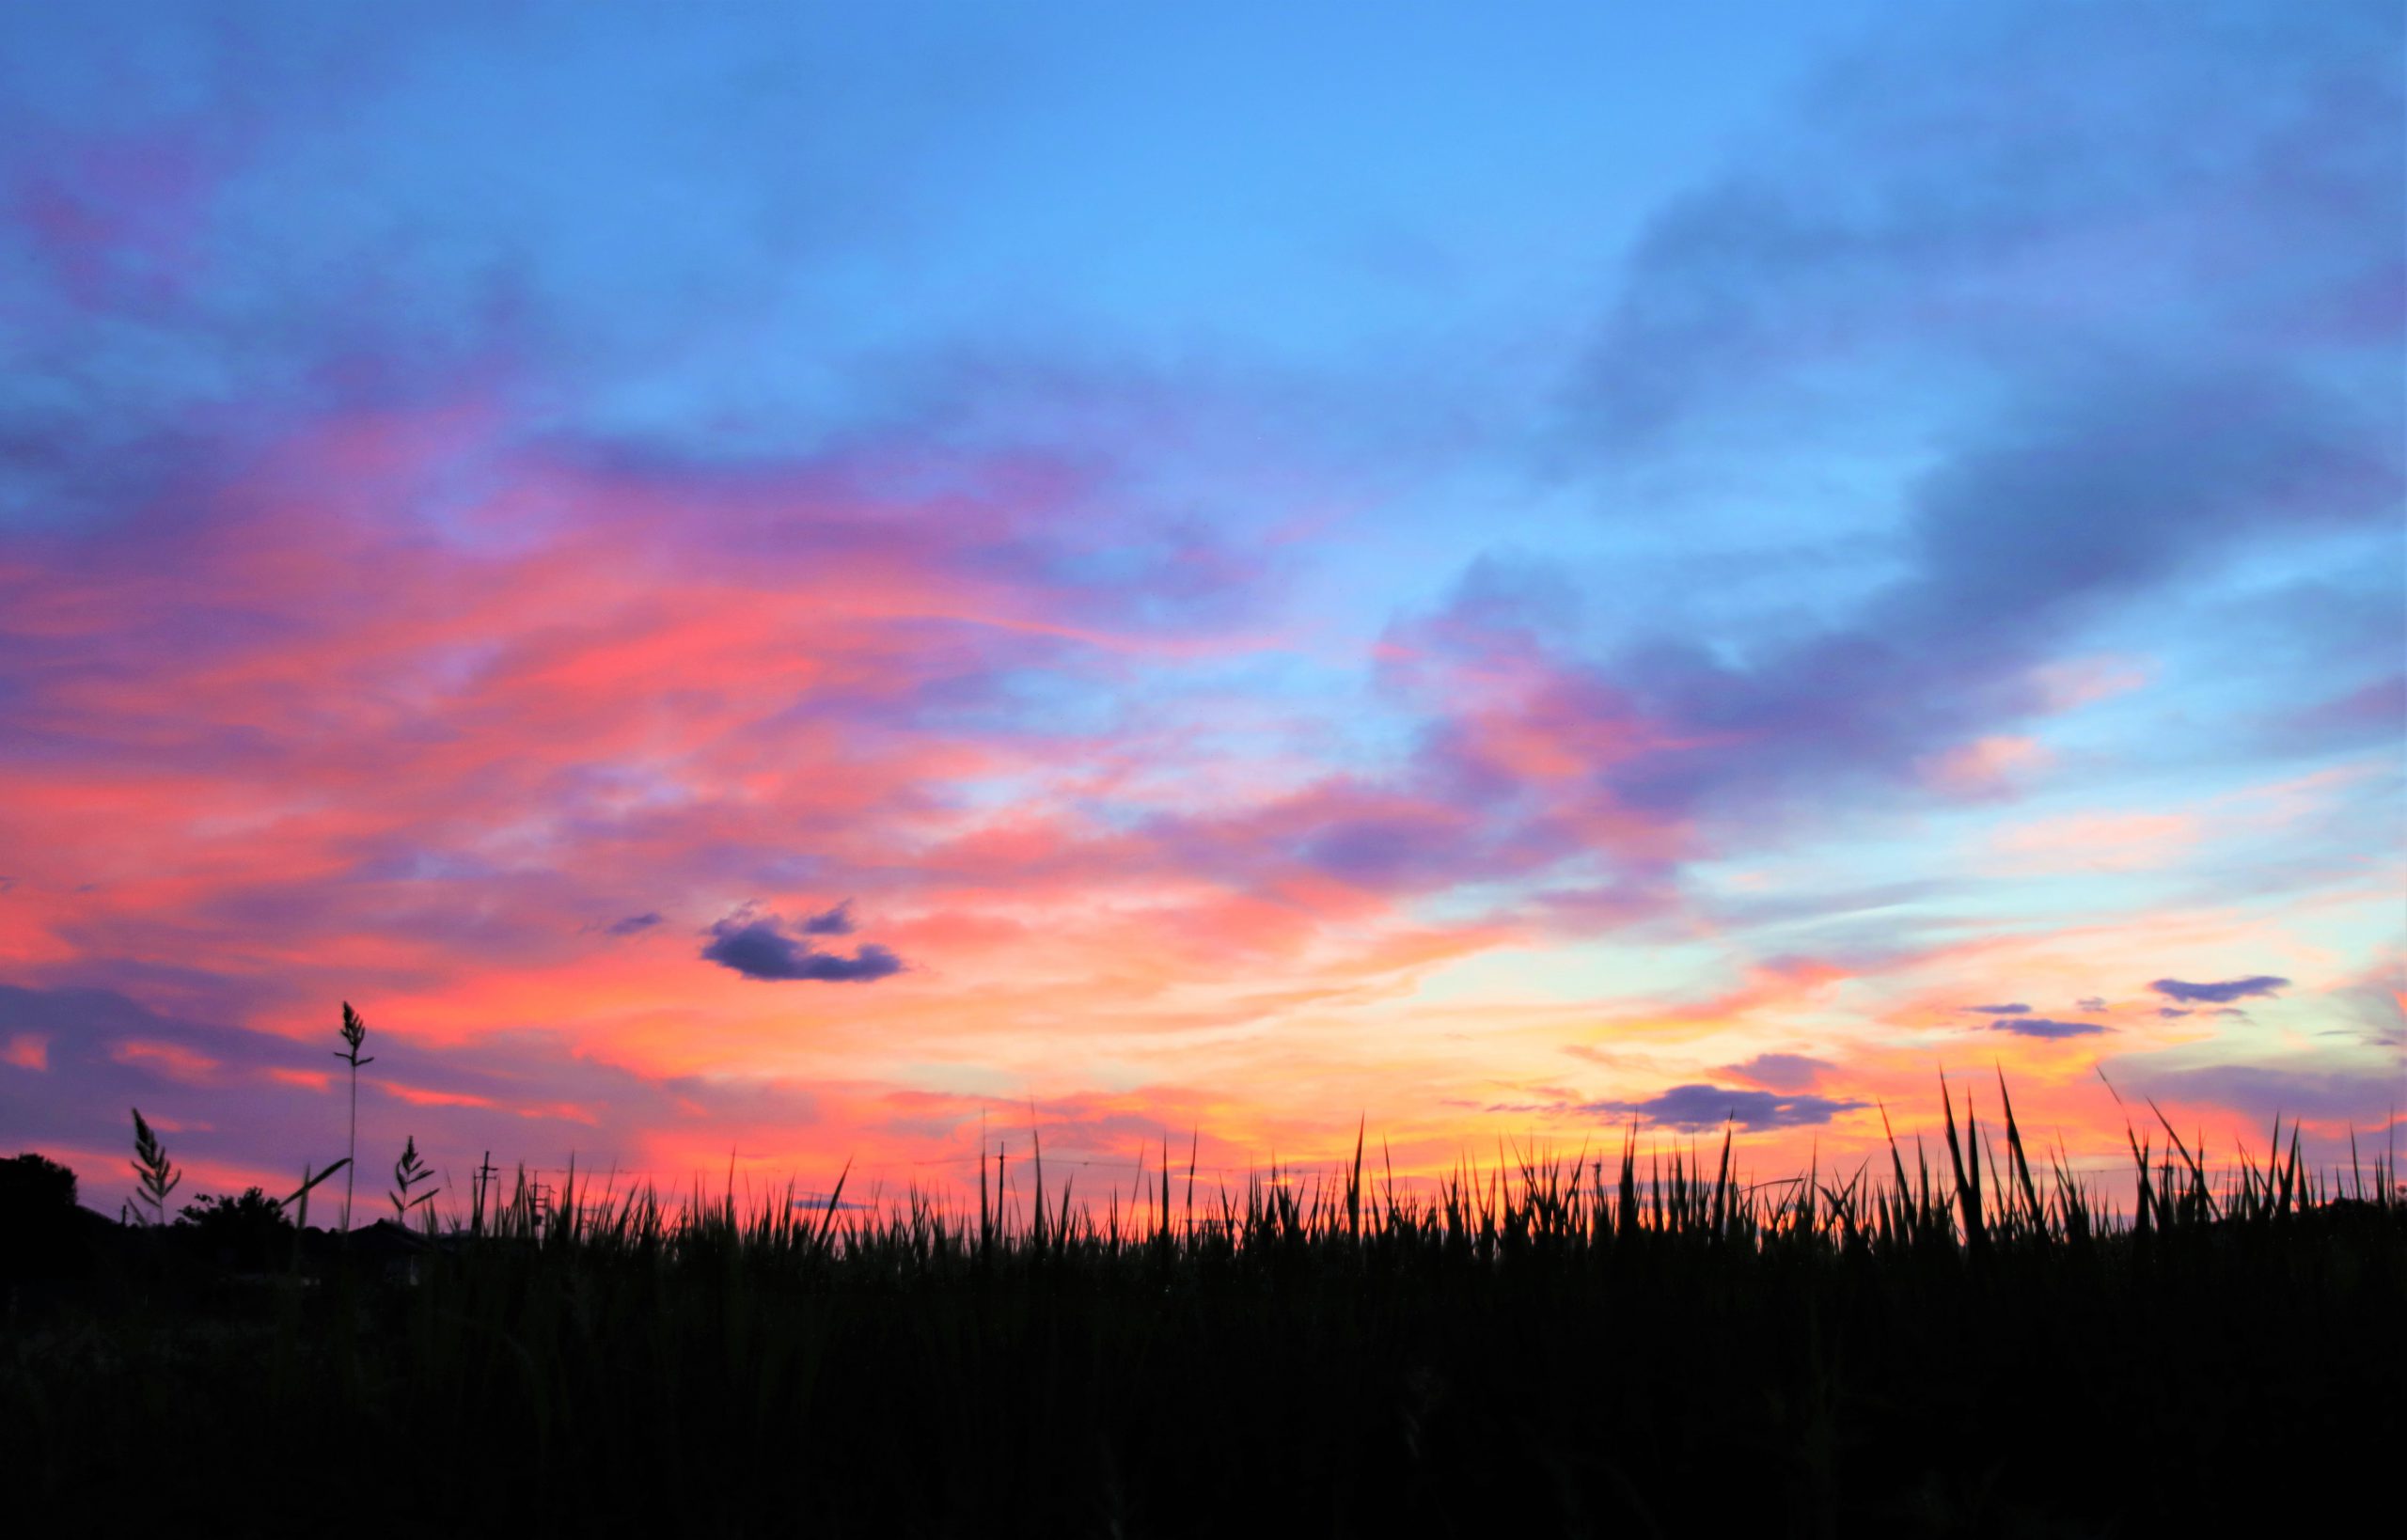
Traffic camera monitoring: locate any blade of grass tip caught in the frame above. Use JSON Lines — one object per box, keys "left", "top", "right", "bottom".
{"left": 2124, "top": 1124, "right": 2154, "bottom": 1236}
{"left": 1712, "top": 1122, "right": 1732, "bottom": 1239}
{"left": 2144, "top": 1097, "right": 2209, "bottom": 1208}
{"left": 1030, "top": 1124, "right": 1046, "bottom": 1251}
{"left": 814, "top": 1158, "right": 852, "bottom": 1251}
{"left": 1877, "top": 1101, "right": 1912, "bottom": 1227}
{"left": 1618, "top": 1124, "right": 1639, "bottom": 1241}
{"left": 1996, "top": 1068, "right": 2043, "bottom": 1232}
{"left": 1648, "top": 1145, "right": 1663, "bottom": 1235}
{"left": 2388, "top": 1097, "right": 2398, "bottom": 1210}
{"left": 1938, "top": 1075, "right": 1979, "bottom": 1249}
{"left": 1349, "top": 1115, "right": 1366, "bottom": 1242}
{"left": 1964, "top": 1089, "right": 1984, "bottom": 1231}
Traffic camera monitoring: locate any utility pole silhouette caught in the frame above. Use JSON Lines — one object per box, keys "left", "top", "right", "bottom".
{"left": 472, "top": 1151, "right": 498, "bottom": 1235}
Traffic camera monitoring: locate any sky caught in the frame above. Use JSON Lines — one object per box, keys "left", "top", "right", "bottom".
{"left": 3, "top": 0, "right": 2400, "bottom": 1217}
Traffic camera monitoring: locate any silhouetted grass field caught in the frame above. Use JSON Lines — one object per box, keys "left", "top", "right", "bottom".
{"left": 5, "top": 1081, "right": 2400, "bottom": 1537}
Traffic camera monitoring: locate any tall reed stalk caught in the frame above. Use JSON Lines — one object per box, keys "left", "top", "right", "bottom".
{"left": 334, "top": 1001, "right": 374, "bottom": 1232}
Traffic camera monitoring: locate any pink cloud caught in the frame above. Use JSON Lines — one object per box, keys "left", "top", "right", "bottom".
{"left": 111, "top": 1040, "right": 221, "bottom": 1084}
{"left": 1923, "top": 735, "right": 2053, "bottom": 795}
{"left": 1991, "top": 811, "right": 2199, "bottom": 873}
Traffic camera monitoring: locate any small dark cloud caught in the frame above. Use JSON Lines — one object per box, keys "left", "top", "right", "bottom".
{"left": 1716, "top": 1052, "right": 1832, "bottom": 1092}
{"left": 2157, "top": 1007, "right": 2193, "bottom": 1019}
{"left": 2076, "top": 998, "right": 2109, "bottom": 1014}
{"left": 1586, "top": 1083, "right": 1865, "bottom": 1132}
{"left": 1988, "top": 1017, "right": 2109, "bottom": 1039}
{"left": 1961, "top": 1002, "right": 2031, "bottom": 1015}
{"left": 798, "top": 901, "right": 857, "bottom": 936}
{"left": 701, "top": 907, "right": 904, "bottom": 983}
{"left": 606, "top": 912, "right": 662, "bottom": 937}
{"left": 2150, "top": 975, "right": 2289, "bottom": 1004}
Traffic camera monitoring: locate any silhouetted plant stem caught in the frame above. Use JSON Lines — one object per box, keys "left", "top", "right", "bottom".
{"left": 334, "top": 1001, "right": 374, "bottom": 1231}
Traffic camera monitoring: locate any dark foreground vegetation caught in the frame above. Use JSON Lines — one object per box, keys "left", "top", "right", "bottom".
{"left": 5, "top": 1083, "right": 2401, "bottom": 1538}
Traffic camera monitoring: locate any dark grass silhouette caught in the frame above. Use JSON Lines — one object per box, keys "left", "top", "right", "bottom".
{"left": 3, "top": 1079, "right": 2399, "bottom": 1537}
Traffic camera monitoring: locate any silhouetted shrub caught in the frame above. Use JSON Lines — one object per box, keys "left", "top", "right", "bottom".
{"left": 176, "top": 1187, "right": 293, "bottom": 1271}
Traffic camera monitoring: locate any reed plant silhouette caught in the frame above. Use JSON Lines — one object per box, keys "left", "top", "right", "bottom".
{"left": 125, "top": 1106, "right": 180, "bottom": 1225}
{"left": 388, "top": 1134, "right": 438, "bottom": 1225}
{"left": 333, "top": 1001, "right": 373, "bottom": 1231}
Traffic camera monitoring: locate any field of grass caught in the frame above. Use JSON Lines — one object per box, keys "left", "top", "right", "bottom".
{"left": 5, "top": 1081, "right": 2400, "bottom": 1537}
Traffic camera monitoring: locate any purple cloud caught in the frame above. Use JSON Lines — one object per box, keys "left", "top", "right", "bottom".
{"left": 1983, "top": 1015, "right": 2117, "bottom": 1039}
{"left": 1586, "top": 1083, "right": 1865, "bottom": 1132}
{"left": 701, "top": 908, "right": 904, "bottom": 983}
{"left": 1962, "top": 1003, "right": 2031, "bottom": 1015}
{"left": 798, "top": 901, "right": 857, "bottom": 936}
{"left": 1715, "top": 1053, "right": 1832, "bottom": 1092}
{"left": 1987, "top": 1017, "right": 2109, "bottom": 1040}
{"left": 606, "top": 912, "right": 663, "bottom": 936}
{"left": 2115, "top": 1062, "right": 2405, "bottom": 1127}
{"left": 2150, "top": 976, "right": 2290, "bottom": 1004}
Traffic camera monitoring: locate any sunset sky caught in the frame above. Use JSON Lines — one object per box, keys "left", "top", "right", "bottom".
{"left": 3, "top": 1, "right": 2400, "bottom": 1214}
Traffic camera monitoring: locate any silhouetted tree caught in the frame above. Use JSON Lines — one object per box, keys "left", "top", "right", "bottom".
{"left": 1, "top": 1153, "right": 81, "bottom": 1281}
{"left": 1, "top": 1151, "right": 76, "bottom": 1212}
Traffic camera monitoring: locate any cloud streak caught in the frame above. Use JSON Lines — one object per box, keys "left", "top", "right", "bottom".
{"left": 2150, "top": 976, "right": 2290, "bottom": 1005}
{"left": 1586, "top": 1084, "right": 1867, "bottom": 1133}
{"left": 1986, "top": 1018, "right": 2110, "bottom": 1040}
